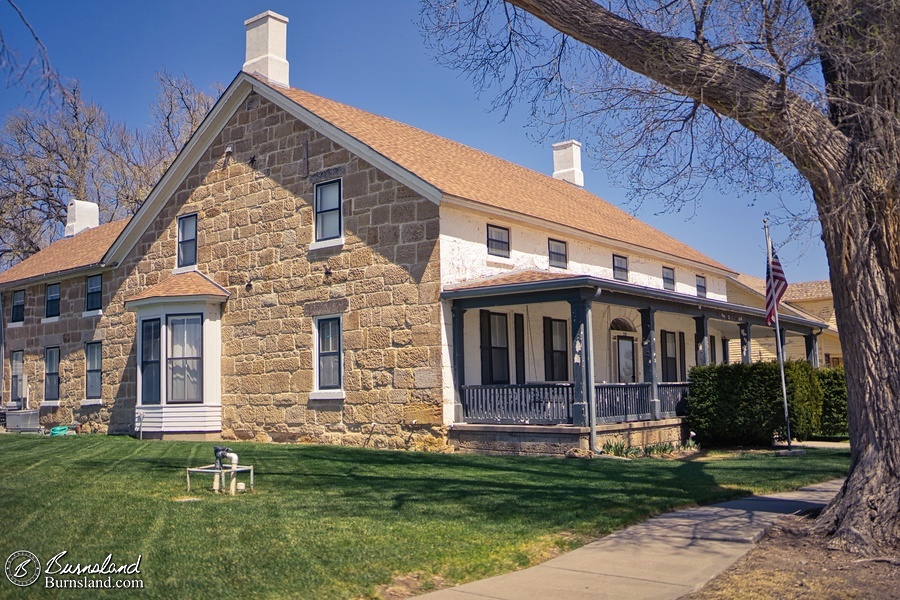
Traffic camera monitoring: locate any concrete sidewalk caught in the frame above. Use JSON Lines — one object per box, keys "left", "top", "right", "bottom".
{"left": 419, "top": 479, "right": 845, "bottom": 600}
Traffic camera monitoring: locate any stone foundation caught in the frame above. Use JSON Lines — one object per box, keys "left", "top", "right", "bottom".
{"left": 449, "top": 419, "right": 686, "bottom": 457}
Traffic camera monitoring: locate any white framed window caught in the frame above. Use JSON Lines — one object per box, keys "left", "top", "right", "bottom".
{"left": 45, "top": 347, "right": 60, "bottom": 401}
{"left": 613, "top": 255, "right": 628, "bottom": 281}
{"left": 45, "top": 283, "right": 60, "bottom": 318}
{"left": 662, "top": 266, "right": 675, "bottom": 291}
{"left": 696, "top": 275, "right": 707, "bottom": 298}
{"left": 85, "top": 342, "right": 102, "bottom": 400}
{"left": 86, "top": 275, "right": 102, "bottom": 312}
{"left": 140, "top": 318, "right": 161, "bottom": 405}
{"left": 312, "top": 315, "right": 343, "bottom": 398}
{"left": 177, "top": 214, "right": 198, "bottom": 268}
{"left": 11, "top": 350, "right": 23, "bottom": 402}
{"left": 315, "top": 180, "right": 342, "bottom": 242}
{"left": 487, "top": 224, "right": 510, "bottom": 258}
{"left": 167, "top": 314, "right": 203, "bottom": 404}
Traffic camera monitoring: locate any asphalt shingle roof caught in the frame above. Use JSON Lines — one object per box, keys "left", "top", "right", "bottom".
{"left": 125, "top": 271, "right": 230, "bottom": 303}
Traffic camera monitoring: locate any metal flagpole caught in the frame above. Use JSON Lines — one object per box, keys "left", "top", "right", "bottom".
{"left": 765, "top": 219, "right": 792, "bottom": 451}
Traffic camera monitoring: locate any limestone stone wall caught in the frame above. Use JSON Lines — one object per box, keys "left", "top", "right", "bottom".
{"left": 1, "top": 275, "right": 120, "bottom": 432}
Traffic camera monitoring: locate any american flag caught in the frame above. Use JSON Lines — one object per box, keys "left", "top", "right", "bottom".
{"left": 765, "top": 251, "right": 788, "bottom": 326}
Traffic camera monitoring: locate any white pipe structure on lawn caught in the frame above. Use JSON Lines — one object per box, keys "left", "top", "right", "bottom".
{"left": 226, "top": 452, "right": 239, "bottom": 495}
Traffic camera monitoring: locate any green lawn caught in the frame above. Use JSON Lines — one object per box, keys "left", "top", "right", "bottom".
{"left": 0, "top": 436, "right": 848, "bottom": 599}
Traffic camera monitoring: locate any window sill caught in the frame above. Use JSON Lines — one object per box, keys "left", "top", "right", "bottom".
{"left": 7, "top": 321, "right": 23, "bottom": 329}
{"left": 82, "top": 309, "right": 103, "bottom": 318}
{"left": 80, "top": 399, "right": 103, "bottom": 407}
{"left": 41, "top": 401, "right": 61, "bottom": 407}
{"left": 41, "top": 316, "right": 60, "bottom": 324}
{"left": 309, "top": 390, "right": 345, "bottom": 401}
{"left": 309, "top": 237, "right": 345, "bottom": 251}
{"left": 172, "top": 264, "right": 198, "bottom": 275}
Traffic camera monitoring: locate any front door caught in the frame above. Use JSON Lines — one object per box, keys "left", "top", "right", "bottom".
{"left": 616, "top": 336, "right": 636, "bottom": 383}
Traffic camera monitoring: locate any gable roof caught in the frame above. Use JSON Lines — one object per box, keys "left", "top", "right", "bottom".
{"left": 125, "top": 271, "right": 230, "bottom": 305}
{"left": 0, "top": 219, "right": 129, "bottom": 287}
{"left": 273, "top": 82, "right": 732, "bottom": 274}
{"left": 784, "top": 280, "right": 832, "bottom": 301}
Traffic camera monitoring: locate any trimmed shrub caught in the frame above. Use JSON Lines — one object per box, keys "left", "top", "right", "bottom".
{"left": 817, "top": 367, "right": 848, "bottom": 436}
{"left": 685, "top": 361, "right": 823, "bottom": 446}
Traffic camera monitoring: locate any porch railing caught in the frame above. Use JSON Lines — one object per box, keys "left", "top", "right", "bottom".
{"left": 594, "top": 383, "right": 652, "bottom": 423}
{"left": 658, "top": 382, "right": 690, "bottom": 418}
{"left": 461, "top": 383, "right": 573, "bottom": 424}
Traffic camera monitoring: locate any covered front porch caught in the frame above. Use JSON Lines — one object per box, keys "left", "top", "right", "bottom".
{"left": 443, "top": 272, "right": 825, "bottom": 443}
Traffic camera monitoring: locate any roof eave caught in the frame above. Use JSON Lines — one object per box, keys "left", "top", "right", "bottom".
{"left": 0, "top": 263, "right": 106, "bottom": 291}
{"left": 125, "top": 293, "right": 229, "bottom": 311}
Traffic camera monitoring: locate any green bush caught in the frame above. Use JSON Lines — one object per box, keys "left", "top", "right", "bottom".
{"left": 817, "top": 367, "right": 848, "bottom": 436}
{"left": 685, "top": 361, "right": 823, "bottom": 446}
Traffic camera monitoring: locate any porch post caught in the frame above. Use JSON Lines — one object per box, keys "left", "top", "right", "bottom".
{"left": 451, "top": 302, "right": 466, "bottom": 422}
{"left": 569, "top": 293, "right": 589, "bottom": 426}
{"left": 739, "top": 323, "right": 752, "bottom": 364}
{"left": 694, "top": 315, "right": 710, "bottom": 366}
{"left": 778, "top": 327, "right": 787, "bottom": 361}
{"left": 639, "top": 308, "right": 660, "bottom": 419}
{"left": 805, "top": 333, "right": 820, "bottom": 367}
{"left": 722, "top": 337, "right": 730, "bottom": 364}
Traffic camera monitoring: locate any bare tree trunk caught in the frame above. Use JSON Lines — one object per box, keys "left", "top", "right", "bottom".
{"left": 812, "top": 175, "right": 900, "bottom": 551}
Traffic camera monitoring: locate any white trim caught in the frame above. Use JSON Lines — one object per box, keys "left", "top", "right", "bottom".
{"left": 172, "top": 265, "right": 198, "bottom": 275}
{"left": 126, "top": 294, "right": 227, "bottom": 311}
{"left": 81, "top": 309, "right": 103, "bottom": 318}
{"left": 41, "top": 316, "right": 59, "bottom": 324}
{"left": 41, "top": 401, "right": 60, "bottom": 407}
{"left": 80, "top": 399, "right": 103, "bottom": 407}
{"left": 309, "top": 237, "right": 345, "bottom": 251}
{"left": 7, "top": 321, "right": 22, "bottom": 329}
{"left": 313, "top": 314, "right": 344, "bottom": 396}
{"left": 309, "top": 390, "right": 346, "bottom": 401}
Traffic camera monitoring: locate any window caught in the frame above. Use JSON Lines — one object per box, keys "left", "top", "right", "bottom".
{"left": 696, "top": 275, "right": 707, "bottom": 298}
{"left": 11, "top": 350, "right": 23, "bottom": 402}
{"left": 663, "top": 267, "right": 675, "bottom": 291}
{"left": 45, "top": 347, "right": 60, "bottom": 401}
{"left": 548, "top": 239, "right": 568, "bottom": 269}
{"left": 661, "top": 330, "right": 678, "bottom": 382}
{"left": 613, "top": 254, "right": 628, "bottom": 281}
{"left": 616, "top": 336, "right": 636, "bottom": 383}
{"left": 177, "top": 214, "right": 198, "bottom": 267}
{"left": 45, "top": 283, "right": 60, "bottom": 318}
{"left": 544, "top": 318, "right": 569, "bottom": 381}
{"left": 11, "top": 290, "right": 24, "bottom": 322}
{"left": 85, "top": 343, "right": 102, "bottom": 399}
{"left": 480, "top": 311, "right": 510, "bottom": 384}
{"left": 315, "top": 180, "right": 342, "bottom": 242}
{"left": 316, "top": 317, "right": 342, "bottom": 390}
{"left": 487, "top": 224, "right": 510, "bottom": 258}
{"left": 140, "top": 319, "right": 161, "bottom": 405}
{"left": 167, "top": 315, "right": 202, "bottom": 403}
{"left": 85, "top": 275, "right": 102, "bottom": 311}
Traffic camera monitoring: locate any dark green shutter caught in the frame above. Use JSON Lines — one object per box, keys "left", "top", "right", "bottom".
{"left": 514, "top": 313, "right": 525, "bottom": 384}
{"left": 480, "top": 310, "right": 491, "bottom": 384}
{"left": 543, "top": 317, "right": 553, "bottom": 381}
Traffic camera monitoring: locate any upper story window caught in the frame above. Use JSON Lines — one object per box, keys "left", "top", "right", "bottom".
{"left": 696, "top": 275, "right": 707, "bottom": 298}
{"left": 315, "top": 180, "right": 342, "bottom": 242}
{"left": 487, "top": 224, "right": 510, "bottom": 258}
{"left": 11, "top": 290, "right": 24, "bottom": 322}
{"left": 85, "top": 275, "right": 102, "bottom": 311}
{"left": 45, "top": 283, "right": 60, "bottom": 318}
{"left": 45, "top": 346, "right": 60, "bottom": 401}
{"left": 662, "top": 267, "right": 675, "bottom": 291}
{"left": 177, "top": 214, "right": 198, "bottom": 268}
{"left": 613, "top": 254, "right": 628, "bottom": 281}
{"left": 548, "top": 239, "right": 568, "bottom": 269}
{"left": 316, "top": 316, "right": 342, "bottom": 391}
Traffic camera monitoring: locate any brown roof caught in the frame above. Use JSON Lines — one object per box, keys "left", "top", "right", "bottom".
{"left": 732, "top": 273, "right": 767, "bottom": 296}
{"left": 445, "top": 269, "right": 583, "bottom": 291}
{"left": 272, "top": 83, "right": 732, "bottom": 273}
{"left": 784, "top": 280, "right": 832, "bottom": 301}
{"left": 125, "top": 271, "right": 230, "bottom": 303}
{"left": 0, "top": 220, "right": 129, "bottom": 286}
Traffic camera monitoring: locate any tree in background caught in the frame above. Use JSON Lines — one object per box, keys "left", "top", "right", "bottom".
{"left": 0, "top": 72, "right": 215, "bottom": 267}
{"left": 423, "top": 0, "right": 899, "bottom": 553}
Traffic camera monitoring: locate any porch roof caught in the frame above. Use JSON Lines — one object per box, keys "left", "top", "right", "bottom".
{"left": 442, "top": 269, "right": 827, "bottom": 334}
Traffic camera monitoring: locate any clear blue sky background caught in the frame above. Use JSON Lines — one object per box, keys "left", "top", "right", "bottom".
{"left": 0, "top": 0, "right": 830, "bottom": 282}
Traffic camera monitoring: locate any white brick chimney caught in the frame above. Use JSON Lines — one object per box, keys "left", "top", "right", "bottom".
{"left": 243, "top": 11, "right": 290, "bottom": 88}
{"left": 552, "top": 140, "right": 584, "bottom": 187}
{"left": 64, "top": 200, "right": 99, "bottom": 237}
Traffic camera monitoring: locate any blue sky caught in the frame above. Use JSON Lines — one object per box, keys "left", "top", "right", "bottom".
{"left": 0, "top": 0, "right": 830, "bottom": 282}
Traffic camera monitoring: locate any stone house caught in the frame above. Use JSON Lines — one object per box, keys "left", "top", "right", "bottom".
{"left": 0, "top": 11, "right": 827, "bottom": 453}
